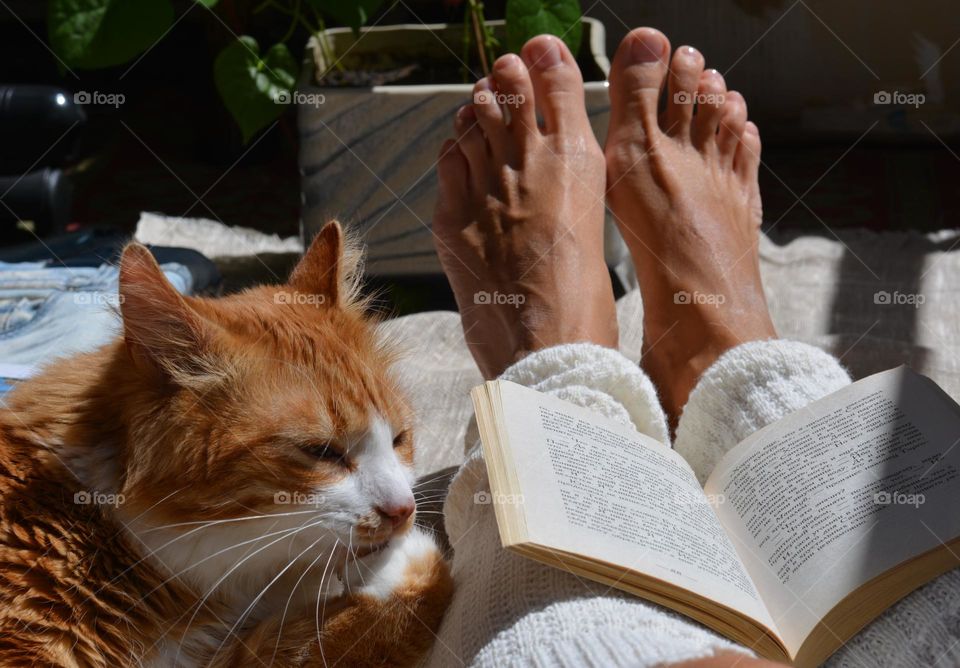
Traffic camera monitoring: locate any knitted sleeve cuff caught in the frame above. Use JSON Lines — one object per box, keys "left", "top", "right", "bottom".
{"left": 674, "top": 339, "right": 852, "bottom": 483}
{"left": 433, "top": 343, "right": 750, "bottom": 667}
{"left": 499, "top": 343, "right": 669, "bottom": 443}
{"left": 444, "top": 342, "right": 669, "bottom": 544}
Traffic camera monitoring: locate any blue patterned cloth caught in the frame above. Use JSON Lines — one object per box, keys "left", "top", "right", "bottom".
{"left": 0, "top": 261, "right": 193, "bottom": 371}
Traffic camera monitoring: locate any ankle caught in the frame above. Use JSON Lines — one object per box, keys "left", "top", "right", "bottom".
{"left": 644, "top": 318, "right": 777, "bottom": 419}
{"left": 517, "top": 292, "right": 620, "bottom": 358}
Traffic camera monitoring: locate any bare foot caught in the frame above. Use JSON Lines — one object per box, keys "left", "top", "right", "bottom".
{"left": 433, "top": 35, "right": 617, "bottom": 379}
{"left": 604, "top": 28, "right": 777, "bottom": 422}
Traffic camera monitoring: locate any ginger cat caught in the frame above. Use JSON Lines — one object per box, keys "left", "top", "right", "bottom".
{"left": 0, "top": 222, "right": 453, "bottom": 666}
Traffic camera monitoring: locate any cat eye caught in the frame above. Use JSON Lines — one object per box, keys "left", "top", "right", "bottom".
{"left": 393, "top": 430, "right": 410, "bottom": 447}
{"left": 302, "top": 442, "right": 345, "bottom": 463}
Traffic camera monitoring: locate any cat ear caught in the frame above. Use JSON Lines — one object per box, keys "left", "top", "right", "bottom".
{"left": 119, "top": 243, "right": 211, "bottom": 378}
{"left": 287, "top": 221, "right": 343, "bottom": 307}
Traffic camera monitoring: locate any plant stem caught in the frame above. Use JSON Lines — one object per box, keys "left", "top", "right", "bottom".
{"left": 280, "top": 0, "right": 301, "bottom": 43}
{"left": 467, "top": 0, "right": 490, "bottom": 76}
{"left": 307, "top": 8, "right": 343, "bottom": 76}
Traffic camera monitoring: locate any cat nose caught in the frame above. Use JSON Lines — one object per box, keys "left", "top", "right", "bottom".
{"left": 376, "top": 500, "right": 415, "bottom": 529}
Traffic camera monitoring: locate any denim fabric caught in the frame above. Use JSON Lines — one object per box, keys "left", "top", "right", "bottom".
{"left": 0, "top": 261, "right": 193, "bottom": 370}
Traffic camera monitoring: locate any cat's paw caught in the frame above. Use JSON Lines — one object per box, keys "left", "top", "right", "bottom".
{"left": 321, "top": 528, "right": 453, "bottom": 667}
{"left": 341, "top": 527, "right": 446, "bottom": 600}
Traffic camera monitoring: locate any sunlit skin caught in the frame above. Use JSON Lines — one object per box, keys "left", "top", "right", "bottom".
{"left": 433, "top": 36, "right": 618, "bottom": 380}
{"left": 434, "top": 28, "right": 786, "bottom": 668}
{"left": 604, "top": 28, "right": 777, "bottom": 427}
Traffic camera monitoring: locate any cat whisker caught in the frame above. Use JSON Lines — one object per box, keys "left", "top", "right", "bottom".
{"left": 315, "top": 542, "right": 342, "bottom": 668}
{"left": 174, "top": 517, "right": 331, "bottom": 666}
{"left": 135, "top": 518, "right": 310, "bottom": 658}
{"left": 208, "top": 531, "right": 332, "bottom": 665}
{"left": 414, "top": 498, "right": 448, "bottom": 506}
{"left": 413, "top": 490, "right": 449, "bottom": 500}
{"left": 103, "top": 509, "right": 330, "bottom": 602}
{"left": 2, "top": 225, "right": 451, "bottom": 666}
{"left": 346, "top": 531, "right": 367, "bottom": 594}
{"left": 414, "top": 470, "right": 457, "bottom": 486}
{"left": 140, "top": 507, "right": 324, "bottom": 533}
{"left": 124, "top": 486, "right": 188, "bottom": 526}
{"left": 270, "top": 537, "right": 342, "bottom": 667}
{"left": 143, "top": 516, "right": 288, "bottom": 660}
{"left": 128, "top": 516, "right": 329, "bottom": 616}
{"left": 338, "top": 533, "right": 352, "bottom": 601}
{"left": 414, "top": 486, "right": 448, "bottom": 495}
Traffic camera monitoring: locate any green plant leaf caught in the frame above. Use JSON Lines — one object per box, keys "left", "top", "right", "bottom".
{"left": 505, "top": 0, "right": 582, "bottom": 56}
{"left": 308, "top": 0, "right": 384, "bottom": 33}
{"left": 48, "top": 0, "right": 175, "bottom": 69}
{"left": 214, "top": 37, "right": 298, "bottom": 144}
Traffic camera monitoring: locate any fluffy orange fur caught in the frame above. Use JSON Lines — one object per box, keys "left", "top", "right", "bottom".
{"left": 0, "top": 222, "right": 452, "bottom": 666}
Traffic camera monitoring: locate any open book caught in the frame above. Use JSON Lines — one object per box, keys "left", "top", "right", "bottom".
{"left": 472, "top": 366, "right": 960, "bottom": 667}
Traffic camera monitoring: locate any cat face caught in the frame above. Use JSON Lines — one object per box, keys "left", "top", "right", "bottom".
{"left": 114, "top": 223, "right": 416, "bottom": 584}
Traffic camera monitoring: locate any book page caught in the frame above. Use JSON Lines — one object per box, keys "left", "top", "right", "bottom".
{"left": 495, "top": 381, "right": 776, "bottom": 633}
{"left": 705, "top": 367, "right": 960, "bottom": 654}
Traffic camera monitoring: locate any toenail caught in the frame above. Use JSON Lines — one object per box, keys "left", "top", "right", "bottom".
{"left": 629, "top": 30, "right": 666, "bottom": 64}
{"left": 681, "top": 46, "right": 700, "bottom": 59}
{"left": 457, "top": 105, "right": 476, "bottom": 122}
{"left": 525, "top": 37, "right": 563, "bottom": 70}
{"left": 495, "top": 54, "right": 522, "bottom": 71}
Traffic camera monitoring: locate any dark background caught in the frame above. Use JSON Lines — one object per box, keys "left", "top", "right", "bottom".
{"left": 1, "top": 1, "right": 958, "bottom": 260}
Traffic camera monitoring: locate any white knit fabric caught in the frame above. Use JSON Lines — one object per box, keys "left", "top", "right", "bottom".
{"left": 428, "top": 339, "right": 960, "bottom": 667}
{"left": 674, "top": 339, "right": 853, "bottom": 484}
{"left": 430, "top": 343, "right": 748, "bottom": 668}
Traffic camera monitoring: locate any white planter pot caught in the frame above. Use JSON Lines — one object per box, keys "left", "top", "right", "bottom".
{"left": 298, "top": 18, "right": 628, "bottom": 277}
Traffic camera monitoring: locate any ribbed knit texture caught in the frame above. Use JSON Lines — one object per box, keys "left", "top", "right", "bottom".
{"left": 428, "top": 339, "right": 960, "bottom": 667}
{"left": 431, "top": 343, "right": 746, "bottom": 667}
{"left": 675, "top": 339, "right": 853, "bottom": 484}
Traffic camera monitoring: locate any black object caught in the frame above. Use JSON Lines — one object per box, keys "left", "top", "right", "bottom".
{"left": 0, "top": 85, "right": 86, "bottom": 174}
{"left": 0, "top": 228, "right": 222, "bottom": 295}
{"left": 0, "top": 168, "right": 72, "bottom": 237}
